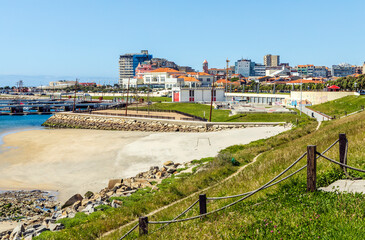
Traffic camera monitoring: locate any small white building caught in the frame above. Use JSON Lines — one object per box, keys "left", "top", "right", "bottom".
{"left": 172, "top": 87, "right": 225, "bottom": 103}
{"left": 119, "top": 77, "right": 144, "bottom": 88}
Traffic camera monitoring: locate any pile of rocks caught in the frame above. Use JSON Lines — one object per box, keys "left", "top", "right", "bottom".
{"left": 42, "top": 113, "right": 213, "bottom": 132}
{"left": 0, "top": 190, "right": 60, "bottom": 240}
{"left": 58, "top": 161, "right": 182, "bottom": 217}
{"left": 0, "top": 190, "right": 58, "bottom": 221}
{"left": 0, "top": 161, "right": 185, "bottom": 239}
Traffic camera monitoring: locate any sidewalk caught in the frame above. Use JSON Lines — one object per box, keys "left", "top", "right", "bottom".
{"left": 300, "top": 106, "right": 331, "bottom": 122}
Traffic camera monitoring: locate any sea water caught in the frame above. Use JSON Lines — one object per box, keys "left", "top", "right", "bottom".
{"left": 0, "top": 114, "right": 52, "bottom": 150}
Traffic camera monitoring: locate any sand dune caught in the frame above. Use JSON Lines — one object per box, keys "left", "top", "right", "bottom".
{"left": 0, "top": 127, "right": 287, "bottom": 202}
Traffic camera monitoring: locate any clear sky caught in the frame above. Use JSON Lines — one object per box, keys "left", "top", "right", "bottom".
{"left": 0, "top": 0, "right": 364, "bottom": 86}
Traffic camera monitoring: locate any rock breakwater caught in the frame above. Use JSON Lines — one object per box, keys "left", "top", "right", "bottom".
{"left": 43, "top": 113, "right": 214, "bottom": 132}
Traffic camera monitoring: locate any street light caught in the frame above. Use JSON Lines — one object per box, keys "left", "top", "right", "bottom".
{"left": 300, "top": 78, "right": 302, "bottom": 116}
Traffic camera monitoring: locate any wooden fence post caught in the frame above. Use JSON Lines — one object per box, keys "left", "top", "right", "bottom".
{"left": 139, "top": 216, "right": 148, "bottom": 236}
{"left": 307, "top": 145, "right": 317, "bottom": 192}
{"left": 339, "top": 133, "right": 347, "bottom": 172}
{"left": 199, "top": 194, "right": 207, "bottom": 216}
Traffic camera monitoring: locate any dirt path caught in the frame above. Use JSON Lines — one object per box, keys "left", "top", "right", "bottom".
{"left": 99, "top": 153, "right": 262, "bottom": 239}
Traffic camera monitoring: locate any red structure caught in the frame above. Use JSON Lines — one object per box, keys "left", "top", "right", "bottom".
{"left": 203, "top": 59, "right": 208, "bottom": 73}
{"left": 328, "top": 85, "right": 340, "bottom": 91}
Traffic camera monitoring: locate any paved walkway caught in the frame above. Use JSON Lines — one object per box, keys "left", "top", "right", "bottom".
{"left": 300, "top": 106, "right": 331, "bottom": 122}
{"left": 319, "top": 180, "right": 365, "bottom": 194}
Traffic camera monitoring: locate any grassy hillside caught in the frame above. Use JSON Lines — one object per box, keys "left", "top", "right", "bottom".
{"left": 310, "top": 95, "right": 365, "bottom": 118}
{"left": 35, "top": 120, "right": 317, "bottom": 240}
{"left": 101, "top": 112, "right": 365, "bottom": 240}
{"left": 136, "top": 103, "right": 310, "bottom": 124}
{"left": 35, "top": 110, "right": 365, "bottom": 239}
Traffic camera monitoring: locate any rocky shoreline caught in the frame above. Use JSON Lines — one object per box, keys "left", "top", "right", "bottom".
{"left": 42, "top": 113, "right": 256, "bottom": 132}
{"left": 0, "top": 160, "right": 196, "bottom": 240}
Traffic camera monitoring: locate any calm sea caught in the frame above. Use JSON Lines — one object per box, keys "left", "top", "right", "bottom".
{"left": 0, "top": 115, "right": 52, "bottom": 148}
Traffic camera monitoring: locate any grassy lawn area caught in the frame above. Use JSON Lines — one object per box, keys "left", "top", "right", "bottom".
{"left": 225, "top": 113, "right": 304, "bottom": 123}
{"left": 91, "top": 96, "right": 171, "bottom": 102}
{"left": 138, "top": 103, "right": 311, "bottom": 124}
{"left": 138, "top": 102, "right": 230, "bottom": 122}
{"left": 310, "top": 95, "right": 365, "bottom": 118}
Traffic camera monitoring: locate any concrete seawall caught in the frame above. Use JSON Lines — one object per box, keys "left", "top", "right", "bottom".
{"left": 43, "top": 112, "right": 286, "bottom": 132}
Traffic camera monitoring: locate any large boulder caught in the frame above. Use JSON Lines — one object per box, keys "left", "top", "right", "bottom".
{"left": 163, "top": 161, "right": 174, "bottom": 166}
{"left": 62, "top": 194, "right": 83, "bottom": 209}
{"left": 108, "top": 179, "right": 123, "bottom": 189}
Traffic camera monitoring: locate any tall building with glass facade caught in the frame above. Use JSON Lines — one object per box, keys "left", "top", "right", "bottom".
{"left": 119, "top": 50, "right": 153, "bottom": 80}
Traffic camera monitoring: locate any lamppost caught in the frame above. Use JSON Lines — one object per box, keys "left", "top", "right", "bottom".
{"left": 300, "top": 78, "right": 303, "bottom": 116}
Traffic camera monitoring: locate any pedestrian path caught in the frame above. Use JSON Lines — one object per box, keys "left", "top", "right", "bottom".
{"left": 301, "top": 106, "right": 331, "bottom": 122}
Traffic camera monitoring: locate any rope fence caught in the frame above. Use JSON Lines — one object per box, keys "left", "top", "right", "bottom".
{"left": 118, "top": 134, "right": 352, "bottom": 239}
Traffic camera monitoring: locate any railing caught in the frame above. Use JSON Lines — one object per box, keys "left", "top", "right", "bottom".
{"left": 89, "top": 111, "right": 175, "bottom": 120}
{"left": 121, "top": 108, "right": 208, "bottom": 122}
{"left": 119, "top": 133, "right": 356, "bottom": 239}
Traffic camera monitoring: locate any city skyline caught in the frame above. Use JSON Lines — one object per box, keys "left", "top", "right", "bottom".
{"left": 1, "top": 0, "right": 365, "bottom": 87}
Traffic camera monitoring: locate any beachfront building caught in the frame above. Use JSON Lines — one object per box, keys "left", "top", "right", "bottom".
{"left": 186, "top": 72, "right": 214, "bottom": 87}
{"left": 172, "top": 87, "right": 225, "bottom": 103}
{"left": 49, "top": 80, "right": 76, "bottom": 89}
{"left": 254, "top": 64, "right": 266, "bottom": 76}
{"left": 142, "top": 68, "right": 185, "bottom": 89}
{"left": 119, "top": 77, "right": 144, "bottom": 89}
{"left": 297, "top": 65, "right": 328, "bottom": 78}
{"left": 331, "top": 63, "right": 356, "bottom": 77}
{"left": 119, "top": 50, "right": 153, "bottom": 81}
{"left": 235, "top": 59, "right": 255, "bottom": 77}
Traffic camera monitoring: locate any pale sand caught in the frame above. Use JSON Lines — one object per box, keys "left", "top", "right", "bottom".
{"left": 0, "top": 221, "right": 17, "bottom": 232}
{"left": 0, "top": 127, "right": 287, "bottom": 203}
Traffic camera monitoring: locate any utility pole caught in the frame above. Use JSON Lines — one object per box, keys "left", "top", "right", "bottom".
{"left": 209, "top": 77, "right": 215, "bottom": 122}
{"left": 226, "top": 58, "right": 230, "bottom": 101}
{"left": 125, "top": 78, "right": 130, "bottom": 116}
{"left": 147, "top": 82, "right": 150, "bottom": 115}
{"left": 136, "top": 81, "right": 139, "bottom": 113}
{"left": 300, "top": 78, "right": 303, "bottom": 116}
{"left": 73, "top": 79, "right": 78, "bottom": 112}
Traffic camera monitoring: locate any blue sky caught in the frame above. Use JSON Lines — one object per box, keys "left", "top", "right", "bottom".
{"left": 0, "top": 0, "right": 364, "bottom": 86}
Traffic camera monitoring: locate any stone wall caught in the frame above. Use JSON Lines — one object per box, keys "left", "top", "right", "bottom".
{"left": 290, "top": 91, "right": 357, "bottom": 105}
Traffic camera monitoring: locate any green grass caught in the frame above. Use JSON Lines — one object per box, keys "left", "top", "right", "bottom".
{"left": 34, "top": 119, "right": 317, "bottom": 240}
{"left": 137, "top": 102, "right": 230, "bottom": 122}
{"left": 103, "top": 111, "right": 365, "bottom": 240}
{"left": 225, "top": 113, "right": 304, "bottom": 123}
{"left": 35, "top": 109, "right": 365, "bottom": 240}
{"left": 91, "top": 96, "right": 171, "bottom": 102}
{"left": 137, "top": 102, "right": 311, "bottom": 124}
{"left": 310, "top": 95, "right": 365, "bottom": 118}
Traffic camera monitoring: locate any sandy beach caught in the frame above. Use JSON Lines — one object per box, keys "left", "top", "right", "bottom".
{"left": 0, "top": 127, "right": 287, "bottom": 202}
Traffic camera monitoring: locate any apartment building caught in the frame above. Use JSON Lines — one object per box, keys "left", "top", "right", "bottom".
{"left": 119, "top": 50, "right": 153, "bottom": 80}
{"left": 264, "top": 54, "right": 280, "bottom": 67}
{"left": 331, "top": 63, "right": 356, "bottom": 77}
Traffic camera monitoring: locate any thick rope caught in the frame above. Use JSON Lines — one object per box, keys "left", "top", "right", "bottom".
{"left": 208, "top": 139, "right": 339, "bottom": 201}
{"left": 119, "top": 223, "right": 139, "bottom": 240}
{"left": 149, "top": 152, "right": 305, "bottom": 224}
{"left": 208, "top": 165, "right": 307, "bottom": 200}
{"left": 317, "top": 153, "right": 365, "bottom": 173}
{"left": 152, "top": 200, "right": 199, "bottom": 233}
